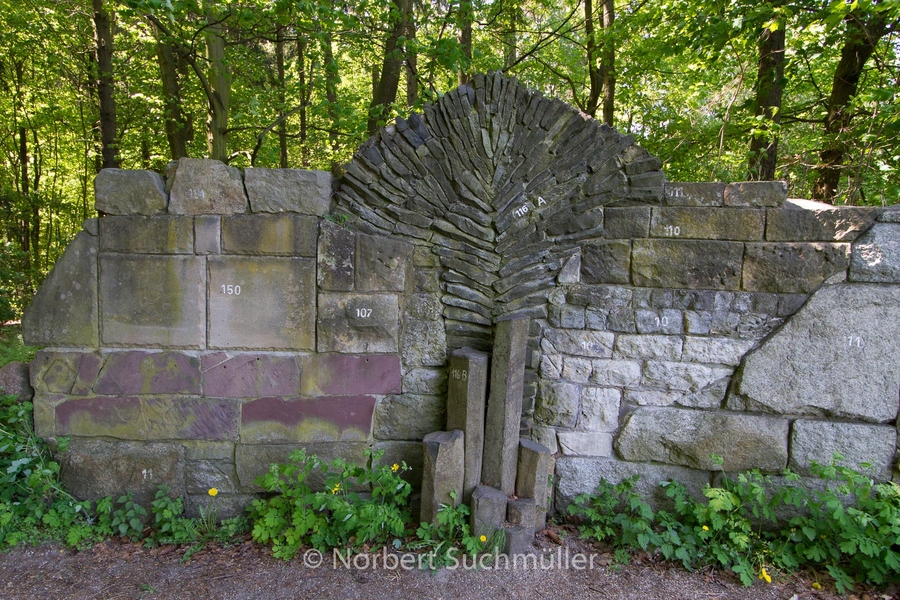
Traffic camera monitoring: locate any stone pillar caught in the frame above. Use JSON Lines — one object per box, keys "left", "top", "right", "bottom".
{"left": 446, "top": 347, "right": 489, "bottom": 502}
{"left": 516, "top": 438, "right": 554, "bottom": 532}
{"left": 470, "top": 485, "right": 507, "bottom": 539}
{"left": 419, "top": 430, "right": 465, "bottom": 524}
{"left": 481, "top": 316, "right": 530, "bottom": 495}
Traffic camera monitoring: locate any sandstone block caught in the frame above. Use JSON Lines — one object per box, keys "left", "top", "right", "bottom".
{"left": 766, "top": 199, "right": 878, "bottom": 242}
{"left": 100, "top": 216, "right": 193, "bottom": 253}
{"left": 742, "top": 243, "right": 850, "bottom": 293}
{"left": 724, "top": 181, "right": 786, "bottom": 207}
{"left": 167, "top": 158, "right": 248, "bottom": 215}
{"left": 420, "top": 430, "right": 465, "bottom": 524}
{"left": 849, "top": 223, "right": 900, "bottom": 283}
{"left": 603, "top": 207, "right": 651, "bottom": 238}
{"left": 244, "top": 168, "right": 332, "bottom": 215}
{"left": 29, "top": 351, "right": 101, "bottom": 395}
{"left": 650, "top": 207, "right": 763, "bottom": 241}
{"left": 202, "top": 353, "right": 302, "bottom": 398}
{"left": 95, "top": 169, "right": 167, "bottom": 215}
{"left": 356, "top": 233, "right": 413, "bottom": 292}
{"left": 557, "top": 432, "right": 613, "bottom": 457}
{"left": 317, "top": 221, "right": 355, "bottom": 291}
{"left": 581, "top": 241, "right": 631, "bottom": 284}
{"left": 94, "top": 351, "right": 201, "bottom": 395}
{"left": 663, "top": 182, "right": 724, "bottom": 207}
{"left": 300, "top": 354, "right": 401, "bottom": 396}
{"left": 632, "top": 239, "right": 743, "bottom": 290}
{"left": 221, "top": 214, "right": 317, "bottom": 257}
{"left": 194, "top": 215, "right": 221, "bottom": 254}
{"left": 790, "top": 420, "right": 897, "bottom": 480}
{"left": 317, "top": 293, "right": 400, "bottom": 353}
{"left": 372, "top": 394, "right": 444, "bottom": 440}
{"left": 241, "top": 396, "right": 375, "bottom": 443}
{"left": 516, "top": 438, "right": 553, "bottom": 531}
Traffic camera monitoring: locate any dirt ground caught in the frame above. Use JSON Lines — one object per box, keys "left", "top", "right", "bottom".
{"left": 0, "top": 529, "right": 883, "bottom": 600}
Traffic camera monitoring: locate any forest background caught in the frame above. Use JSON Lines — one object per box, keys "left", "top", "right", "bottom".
{"left": 0, "top": 0, "right": 897, "bottom": 322}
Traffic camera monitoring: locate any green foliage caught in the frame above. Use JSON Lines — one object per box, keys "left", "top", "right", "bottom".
{"left": 411, "top": 491, "right": 502, "bottom": 568}
{"left": 247, "top": 448, "right": 412, "bottom": 559}
{"left": 569, "top": 457, "right": 900, "bottom": 593}
{"left": 0, "top": 325, "right": 37, "bottom": 368}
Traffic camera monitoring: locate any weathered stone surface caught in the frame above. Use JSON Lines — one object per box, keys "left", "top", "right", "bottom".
{"left": 241, "top": 396, "right": 375, "bottom": 443}
{"left": 589, "top": 359, "right": 642, "bottom": 387}
{"left": 482, "top": 317, "right": 530, "bottom": 495}
{"left": 507, "top": 498, "right": 536, "bottom": 529}
{"left": 235, "top": 443, "right": 368, "bottom": 492}
{"left": 23, "top": 232, "right": 99, "bottom": 347}
{"left": 766, "top": 199, "right": 878, "bottom": 242}
{"left": 614, "top": 335, "right": 683, "bottom": 361}
{"left": 60, "top": 439, "right": 185, "bottom": 507}
{"left": 356, "top": 233, "right": 413, "bottom": 292}
{"left": 100, "top": 254, "right": 204, "bottom": 347}
{"left": 94, "top": 351, "right": 201, "bottom": 395}
{"left": 734, "top": 284, "right": 900, "bottom": 423}
{"left": 402, "top": 368, "right": 447, "bottom": 395}
{"left": 632, "top": 240, "right": 744, "bottom": 290}
{"left": 56, "top": 396, "right": 239, "bottom": 440}
{"left": 616, "top": 407, "right": 789, "bottom": 471}
{"left": 0, "top": 362, "right": 32, "bottom": 401}
{"left": 790, "top": 420, "right": 897, "bottom": 480}
{"left": 557, "top": 432, "right": 613, "bottom": 457}
{"left": 742, "top": 243, "right": 850, "bottom": 293}
{"left": 208, "top": 257, "right": 315, "bottom": 350}
{"left": 541, "top": 328, "right": 614, "bottom": 358}
{"left": 516, "top": 438, "right": 553, "bottom": 531}
{"left": 167, "top": 158, "right": 248, "bottom": 215}
{"left": 373, "top": 394, "right": 444, "bottom": 440}
{"left": 244, "top": 168, "right": 332, "bottom": 215}
{"left": 194, "top": 215, "right": 221, "bottom": 254}
{"left": 407, "top": 294, "right": 444, "bottom": 320}
{"left": 95, "top": 169, "right": 168, "bottom": 215}
{"left": 650, "top": 207, "right": 764, "bottom": 241}
{"left": 318, "top": 293, "right": 400, "bottom": 353}
{"left": 581, "top": 241, "right": 631, "bottom": 284}
{"left": 724, "top": 181, "right": 786, "bottom": 207}
{"left": 535, "top": 380, "right": 580, "bottom": 428}
{"left": 402, "top": 318, "right": 446, "bottom": 366}
{"left": 183, "top": 440, "right": 235, "bottom": 461}
{"left": 29, "top": 351, "right": 101, "bottom": 395}
{"left": 317, "top": 221, "right": 355, "bottom": 291}
{"left": 642, "top": 361, "right": 732, "bottom": 392}
{"left": 420, "top": 430, "right": 465, "bottom": 524}
{"left": 503, "top": 525, "right": 535, "bottom": 557}
{"left": 578, "top": 386, "right": 620, "bottom": 431}
{"left": 635, "top": 308, "right": 683, "bottom": 334}
{"left": 184, "top": 459, "right": 238, "bottom": 495}
{"left": 849, "top": 223, "right": 900, "bottom": 283}
{"left": 100, "top": 216, "right": 193, "bottom": 254}
{"left": 681, "top": 337, "right": 756, "bottom": 366}
{"left": 470, "top": 485, "right": 508, "bottom": 538}
{"left": 202, "top": 353, "right": 302, "bottom": 398}
{"left": 221, "top": 214, "right": 317, "bottom": 256}
{"left": 555, "top": 457, "right": 709, "bottom": 512}
{"left": 880, "top": 207, "right": 900, "bottom": 223}
{"left": 300, "top": 354, "right": 400, "bottom": 396}
{"left": 549, "top": 305, "right": 586, "bottom": 329}
{"left": 557, "top": 252, "right": 581, "bottom": 284}
{"left": 603, "top": 207, "right": 651, "bottom": 238}
{"left": 663, "top": 182, "right": 724, "bottom": 207}
{"left": 446, "top": 348, "right": 488, "bottom": 501}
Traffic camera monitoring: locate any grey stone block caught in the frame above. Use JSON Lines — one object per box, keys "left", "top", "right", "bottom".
{"left": 603, "top": 207, "right": 651, "bottom": 238}
{"left": 317, "top": 221, "right": 355, "bottom": 291}
{"left": 100, "top": 216, "right": 193, "bottom": 253}
{"left": 724, "top": 181, "right": 786, "bottom": 207}
{"left": 507, "top": 498, "right": 536, "bottom": 529}
{"left": 535, "top": 380, "right": 580, "bottom": 428}
{"left": 581, "top": 241, "right": 631, "bottom": 284}
{"left": 589, "top": 359, "right": 642, "bottom": 387}
{"left": 734, "top": 284, "right": 900, "bottom": 423}
{"left": 541, "top": 328, "right": 614, "bottom": 358}
{"left": 95, "top": 168, "right": 168, "bottom": 215}
{"left": 235, "top": 442, "right": 369, "bottom": 492}
{"left": 650, "top": 207, "right": 764, "bottom": 241}
{"left": 208, "top": 257, "right": 315, "bottom": 350}
{"left": 742, "top": 243, "right": 850, "bottom": 293}
{"left": 641, "top": 361, "right": 732, "bottom": 393}
{"left": 503, "top": 525, "right": 535, "bottom": 557}
{"left": 470, "top": 485, "right": 508, "bottom": 538}
{"left": 373, "top": 441, "right": 425, "bottom": 488}
{"left": 22, "top": 232, "right": 98, "bottom": 347}
{"left": 317, "top": 293, "right": 400, "bottom": 353}
{"left": 99, "top": 254, "right": 205, "bottom": 348}
{"left": 0, "top": 362, "right": 32, "bottom": 401}
{"left": 482, "top": 317, "right": 530, "bottom": 495}
{"left": 790, "top": 420, "right": 897, "bottom": 480}
{"left": 577, "top": 386, "right": 620, "bottom": 432}
{"left": 446, "top": 348, "right": 489, "bottom": 501}
{"left": 356, "top": 233, "right": 413, "bottom": 292}
{"left": 402, "top": 318, "right": 447, "bottom": 367}
{"left": 194, "top": 215, "right": 221, "bottom": 254}
{"left": 614, "top": 334, "right": 683, "bottom": 361}
{"left": 167, "top": 158, "right": 248, "bottom": 215}
{"left": 849, "top": 223, "right": 900, "bottom": 283}
{"left": 244, "top": 167, "right": 332, "bottom": 215}
{"left": 420, "top": 430, "right": 465, "bottom": 524}
{"left": 766, "top": 199, "right": 878, "bottom": 242}
{"left": 663, "top": 182, "right": 725, "bottom": 207}
{"left": 185, "top": 459, "right": 238, "bottom": 494}
{"left": 548, "top": 305, "right": 586, "bottom": 329}
{"left": 632, "top": 240, "right": 744, "bottom": 290}
{"left": 221, "top": 214, "right": 317, "bottom": 257}
{"left": 373, "top": 394, "right": 444, "bottom": 440}
{"left": 516, "top": 438, "right": 553, "bottom": 530}
{"left": 615, "top": 407, "right": 789, "bottom": 471}
{"left": 681, "top": 337, "right": 756, "bottom": 366}
{"left": 557, "top": 432, "right": 613, "bottom": 457}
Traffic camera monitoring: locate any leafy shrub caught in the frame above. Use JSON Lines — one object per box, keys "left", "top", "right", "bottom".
{"left": 411, "top": 491, "right": 501, "bottom": 568}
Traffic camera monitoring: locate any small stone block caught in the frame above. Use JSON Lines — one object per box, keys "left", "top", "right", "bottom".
{"left": 372, "top": 394, "right": 445, "bottom": 441}
{"left": 742, "top": 243, "right": 850, "bottom": 293}
{"left": 300, "top": 354, "right": 400, "bottom": 396}
{"left": 0, "top": 362, "right": 32, "bottom": 401}
{"left": 663, "top": 182, "right": 725, "bottom": 207}
{"left": 470, "top": 485, "right": 508, "bottom": 539}
{"left": 632, "top": 239, "right": 743, "bottom": 290}
{"left": 849, "top": 223, "right": 900, "bottom": 283}
{"left": 503, "top": 525, "right": 535, "bottom": 557}
{"left": 167, "top": 158, "right": 248, "bottom": 215}
{"left": 94, "top": 351, "right": 201, "bottom": 395}
{"left": 604, "top": 206, "right": 651, "bottom": 237}
{"left": 420, "top": 430, "right": 465, "bottom": 524}
{"left": 507, "top": 498, "right": 536, "bottom": 529}
{"left": 317, "top": 293, "right": 400, "bottom": 353}
{"left": 201, "top": 353, "right": 302, "bottom": 398}
{"left": 221, "top": 214, "right": 317, "bottom": 257}
{"left": 244, "top": 167, "right": 332, "bottom": 216}
{"left": 516, "top": 438, "right": 553, "bottom": 531}
{"left": 94, "top": 169, "right": 168, "bottom": 215}
{"left": 724, "top": 181, "right": 786, "bottom": 207}
{"left": 317, "top": 221, "right": 355, "bottom": 291}
{"left": 766, "top": 199, "right": 878, "bottom": 242}
{"left": 650, "top": 207, "right": 764, "bottom": 241}
{"left": 194, "top": 216, "right": 221, "bottom": 254}
{"left": 446, "top": 348, "right": 489, "bottom": 502}
{"left": 356, "top": 233, "right": 413, "bottom": 292}
{"left": 100, "top": 216, "right": 194, "bottom": 254}
{"left": 581, "top": 241, "right": 631, "bottom": 284}
{"left": 241, "top": 396, "right": 375, "bottom": 443}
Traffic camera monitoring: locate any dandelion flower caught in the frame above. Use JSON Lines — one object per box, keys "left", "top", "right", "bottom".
{"left": 208, "top": 488, "right": 218, "bottom": 497}
{"left": 758, "top": 567, "right": 771, "bottom": 583}
{"left": 701, "top": 525, "right": 709, "bottom": 531}
{"left": 391, "top": 463, "right": 400, "bottom": 472}
{"left": 479, "top": 535, "right": 487, "bottom": 543}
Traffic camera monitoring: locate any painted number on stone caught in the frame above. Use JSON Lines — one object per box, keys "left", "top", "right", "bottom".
{"left": 666, "top": 187, "right": 684, "bottom": 198}
{"left": 848, "top": 336, "right": 864, "bottom": 349}
{"left": 513, "top": 205, "right": 530, "bottom": 218}
{"left": 656, "top": 316, "right": 669, "bottom": 327}
{"left": 356, "top": 308, "right": 373, "bottom": 318}
{"left": 450, "top": 369, "right": 468, "bottom": 381}
{"left": 221, "top": 284, "right": 241, "bottom": 295}
{"left": 664, "top": 225, "right": 681, "bottom": 237}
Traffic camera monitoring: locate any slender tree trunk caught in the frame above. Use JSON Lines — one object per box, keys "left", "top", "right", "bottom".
{"left": 584, "top": 0, "right": 601, "bottom": 117}
{"left": 296, "top": 36, "right": 310, "bottom": 168}
{"left": 276, "top": 26, "right": 288, "bottom": 168}
{"left": 406, "top": 16, "right": 418, "bottom": 106}
{"left": 368, "top": 0, "right": 411, "bottom": 136}
{"left": 748, "top": 22, "right": 785, "bottom": 181}
{"left": 457, "top": 0, "right": 473, "bottom": 86}
{"left": 204, "top": 3, "right": 230, "bottom": 162}
{"left": 600, "top": 0, "right": 615, "bottom": 126}
{"left": 92, "top": 0, "right": 119, "bottom": 169}
{"left": 812, "top": 13, "right": 888, "bottom": 203}
{"left": 322, "top": 32, "right": 341, "bottom": 174}
{"left": 154, "top": 24, "right": 189, "bottom": 159}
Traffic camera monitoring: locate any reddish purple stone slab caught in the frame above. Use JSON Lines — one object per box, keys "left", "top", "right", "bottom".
{"left": 94, "top": 351, "right": 201, "bottom": 395}
{"left": 241, "top": 396, "right": 376, "bottom": 442}
{"left": 202, "top": 353, "right": 302, "bottom": 398}
{"left": 56, "top": 396, "right": 142, "bottom": 438}
{"left": 144, "top": 397, "right": 239, "bottom": 440}
{"left": 300, "top": 354, "right": 401, "bottom": 396}
{"left": 31, "top": 351, "right": 102, "bottom": 395}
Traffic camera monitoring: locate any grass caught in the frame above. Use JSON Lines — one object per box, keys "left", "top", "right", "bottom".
{"left": 0, "top": 323, "right": 37, "bottom": 368}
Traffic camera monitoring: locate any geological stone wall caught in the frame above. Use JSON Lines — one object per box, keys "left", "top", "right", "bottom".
{"left": 20, "top": 73, "right": 900, "bottom": 517}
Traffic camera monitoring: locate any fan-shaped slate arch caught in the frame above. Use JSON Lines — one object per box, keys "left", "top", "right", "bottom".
{"left": 334, "top": 73, "right": 665, "bottom": 349}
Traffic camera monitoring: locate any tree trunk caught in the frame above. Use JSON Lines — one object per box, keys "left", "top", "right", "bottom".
{"left": 748, "top": 22, "right": 785, "bottom": 181}
{"left": 812, "top": 13, "right": 888, "bottom": 203}
{"left": 154, "top": 24, "right": 189, "bottom": 159}
{"left": 457, "top": 0, "right": 473, "bottom": 86}
{"left": 322, "top": 32, "right": 341, "bottom": 174}
{"left": 92, "top": 0, "right": 119, "bottom": 169}
{"left": 584, "top": 0, "right": 601, "bottom": 117}
{"left": 600, "top": 0, "right": 615, "bottom": 126}
{"left": 368, "top": 0, "right": 411, "bottom": 136}
{"left": 296, "top": 36, "right": 310, "bottom": 168}
{"left": 276, "top": 26, "right": 288, "bottom": 168}
{"left": 204, "top": 3, "right": 230, "bottom": 162}
{"left": 406, "top": 15, "right": 418, "bottom": 106}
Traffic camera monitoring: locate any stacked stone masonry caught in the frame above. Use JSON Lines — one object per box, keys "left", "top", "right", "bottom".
{"left": 18, "top": 74, "right": 900, "bottom": 519}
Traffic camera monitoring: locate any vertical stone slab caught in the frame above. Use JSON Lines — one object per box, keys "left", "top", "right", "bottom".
{"left": 470, "top": 485, "right": 508, "bottom": 538}
{"left": 516, "top": 438, "right": 553, "bottom": 531}
{"left": 446, "top": 348, "right": 489, "bottom": 502}
{"left": 481, "top": 316, "right": 530, "bottom": 495}
{"left": 420, "top": 430, "right": 465, "bottom": 524}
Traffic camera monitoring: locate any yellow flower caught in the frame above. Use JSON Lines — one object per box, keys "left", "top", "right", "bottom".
{"left": 331, "top": 484, "right": 341, "bottom": 494}
{"left": 812, "top": 582, "right": 822, "bottom": 590}
{"left": 391, "top": 463, "right": 400, "bottom": 472}
{"left": 208, "top": 488, "right": 218, "bottom": 497}
{"left": 702, "top": 525, "right": 709, "bottom": 531}
{"left": 758, "top": 567, "right": 771, "bottom": 583}
{"left": 479, "top": 535, "right": 487, "bottom": 543}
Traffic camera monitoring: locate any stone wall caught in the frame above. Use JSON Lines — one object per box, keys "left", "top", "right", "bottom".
{"left": 21, "top": 73, "right": 900, "bottom": 517}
